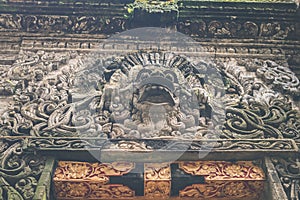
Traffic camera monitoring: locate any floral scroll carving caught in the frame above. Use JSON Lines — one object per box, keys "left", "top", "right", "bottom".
{"left": 179, "top": 181, "right": 264, "bottom": 199}
{"left": 179, "top": 161, "right": 265, "bottom": 180}
{"left": 54, "top": 182, "right": 135, "bottom": 199}
{"left": 178, "top": 20, "right": 294, "bottom": 39}
{"left": 54, "top": 161, "right": 134, "bottom": 181}
{"left": 0, "top": 13, "right": 294, "bottom": 40}
{"left": 0, "top": 139, "right": 45, "bottom": 200}
{"left": 0, "top": 50, "right": 300, "bottom": 147}
{"left": 272, "top": 157, "right": 300, "bottom": 200}
{"left": 0, "top": 14, "right": 128, "bottom": 34}
{"left": 256, "top": 60, "right": 300, "bottom": 96}
{"left": 53, "top": 161, "right": 135, "bottom": 200}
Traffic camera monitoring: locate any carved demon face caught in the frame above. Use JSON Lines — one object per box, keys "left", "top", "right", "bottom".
{"left": 95, "top": 52, "right": 220, "bottom": 139}
{"left": 136, "top": 66, "right": 180, "bottom": 106}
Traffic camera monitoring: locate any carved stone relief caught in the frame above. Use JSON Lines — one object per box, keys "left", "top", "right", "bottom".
{"left": 0, "top": 50, "right": 299, "bottom": 143}
{"left": 0, "top": 39, "right": 299, "bottom": 200}
{"left": 0, "top": 13, "right": 296, "bottom": 40}
{"left": 272, "top": 157, "right": 300, "bottom": 200}
{"left": 0, "top": 139, "right": 45, "bottom": 200}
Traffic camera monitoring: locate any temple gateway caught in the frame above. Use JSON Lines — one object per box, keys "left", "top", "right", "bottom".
{"left": 0, "top": 0, "right": 300, "bottom": 199}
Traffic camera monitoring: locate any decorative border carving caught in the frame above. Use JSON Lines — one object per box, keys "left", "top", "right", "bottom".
{"left": 0, "top": 14, "right": 128, "bottom": 35}
{"left": 0, "top": 13, "right": 296, "bottom": 40}
{"left": 178, "top": 20, "right": 295, "bottom": 39}
{"left": 54, "top": 161, "right": 134, "bottom": 182}
{"left": 25, "top": 138, "right": 298, "bottom": 152}
{"left": 54, "top": 182, "right": 135, "bottom": 199}
{"left": 144, "top": 163, "right": 171, "bottom": 198}
{"left": 179, "top": 161, "right": 265, "bottom": 180}
{"left": 144, "top": 163, "right": 171, "bottom": 181}
{"left": 179, "top": 181, "right": 264, "bottom": 199}
{"left": 52, "top": 160, "right": 265, "bottom": 199}
{"left": 144, "top": 180, "right": 171, "bottom": 198}
{"left": 53, "top": 161, "right": 135, "bottom": 199}
{"left": 271, "top": 156, "right": 300, "bottom": 200}
{"left": 0, "top": 139, "right": 46, "bottom": 200}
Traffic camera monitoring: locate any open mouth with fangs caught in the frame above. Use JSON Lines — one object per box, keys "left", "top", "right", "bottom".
{"left": 138, "top": 77, "right": 176, "bottom": 106}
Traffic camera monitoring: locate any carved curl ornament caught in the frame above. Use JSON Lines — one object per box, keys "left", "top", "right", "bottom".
{"left": 1, "top": 50, "right": 299, "bottom": 143}
{"left": 0, "top": 37, "right": 299, "bottom": 199}
{"left": 53, "top": 161, "right": 265, "bottom": 199}
{"left": 0, "top": 139, "right": 45, "bottom": 200}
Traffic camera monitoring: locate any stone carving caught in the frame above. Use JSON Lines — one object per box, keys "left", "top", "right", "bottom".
{"left": 0, "top": 14, "right": 128, "bottom": 34}
{"left": 256, "top": 60, "right": 300, "bottom": 96}
{"left": 126, "top": 0, "right": 178, "bottom": 15}
{"left": 25, "top": 138, "right": 297, "bottom": 153}
{"left": 0, "top": 139, "right": 45, "bottom": 200}
{"left": 0, "top": 51, "right": 82, "bottom": 136}
{"left": 219, "top": 58, "right": 300, "bottom": 140}
{"left": 260, "top": 22, "right": 295, "bottom": 39}
{"left": 0, "top": 51, "right": 77, "bottom": 96}
{"left": 1, "top": 50, "right": 300, "bottom": 147}
{"left": 93, "top": 52, "right": 222, "bottom": 139}
{"left": 178, "top": 20, "right": 294, "bottom": 39}
{"left": 0, "top": 14, "right": 21, "bottom": 30}
{"left": 0, "top": 13, "right": 295, "bottom": 40}
{"left": 0, "top": 1, "right": 298, "bottom": 199}
{"left": 272, "top": 157, "right": 300, "bottom": 200}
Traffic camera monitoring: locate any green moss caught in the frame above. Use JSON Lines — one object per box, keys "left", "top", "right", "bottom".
{"left": 126, "top": 0, "right": 178, "bottom": 16}
{"left": 0, "top": 2, "right": 17, "bottom": 12}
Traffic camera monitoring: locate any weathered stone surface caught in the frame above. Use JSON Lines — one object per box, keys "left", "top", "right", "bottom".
{"left": 0, "top": 0, "right": 299, "bottom": 199}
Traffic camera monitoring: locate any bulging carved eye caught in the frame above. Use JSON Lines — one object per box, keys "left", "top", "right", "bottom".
{"left": 166, "top": 74, "right": 174, "bottom": 82}
{"left": 140, "top": 73, "right": 150, "bottom": 80}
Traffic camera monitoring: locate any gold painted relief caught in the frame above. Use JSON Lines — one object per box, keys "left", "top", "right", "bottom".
{"left": 55, "top": 182, "right": 135, "bottom": 199}
{"left": 179, "top": 181, "right": 264, "bottom": 199}
{"left": 54, "top": 161, "right": 135, "bottom": 181}
{"left": 144, "top": 163, "right": 171, "bottom": 180}
{"left": 54, "top": 161, "right": 135, "bottom": 200}
{"left": 144, "top": 181, "right": 171, "bottom": 198}
{"left": 144, "top": 163, "right": 171, "bottom": 198}
{"left": 53, "top": 161, "right": 264, "bottom": 199}
{"left": 178, "top": 161, "right": 265, "bottom": 180}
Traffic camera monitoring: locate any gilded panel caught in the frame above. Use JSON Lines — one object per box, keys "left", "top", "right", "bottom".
{"left": 179, "top": 181, "right": 264, "bottom": 199}
{"left": 179, "top": 161, "right": 265, "bottom": 181}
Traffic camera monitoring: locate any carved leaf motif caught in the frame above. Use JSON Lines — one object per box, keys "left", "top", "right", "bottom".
{"left": 272, "top": 157, "right": 300, "bottom": 199}
{"left": 0, "top": 140, "right": 45, "bottom": 200}
{"left": 243, "top": 21, "right": 259, "bottom": 37}
{"left": 179, "top": 161, "right": 265, "bottom": 181}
